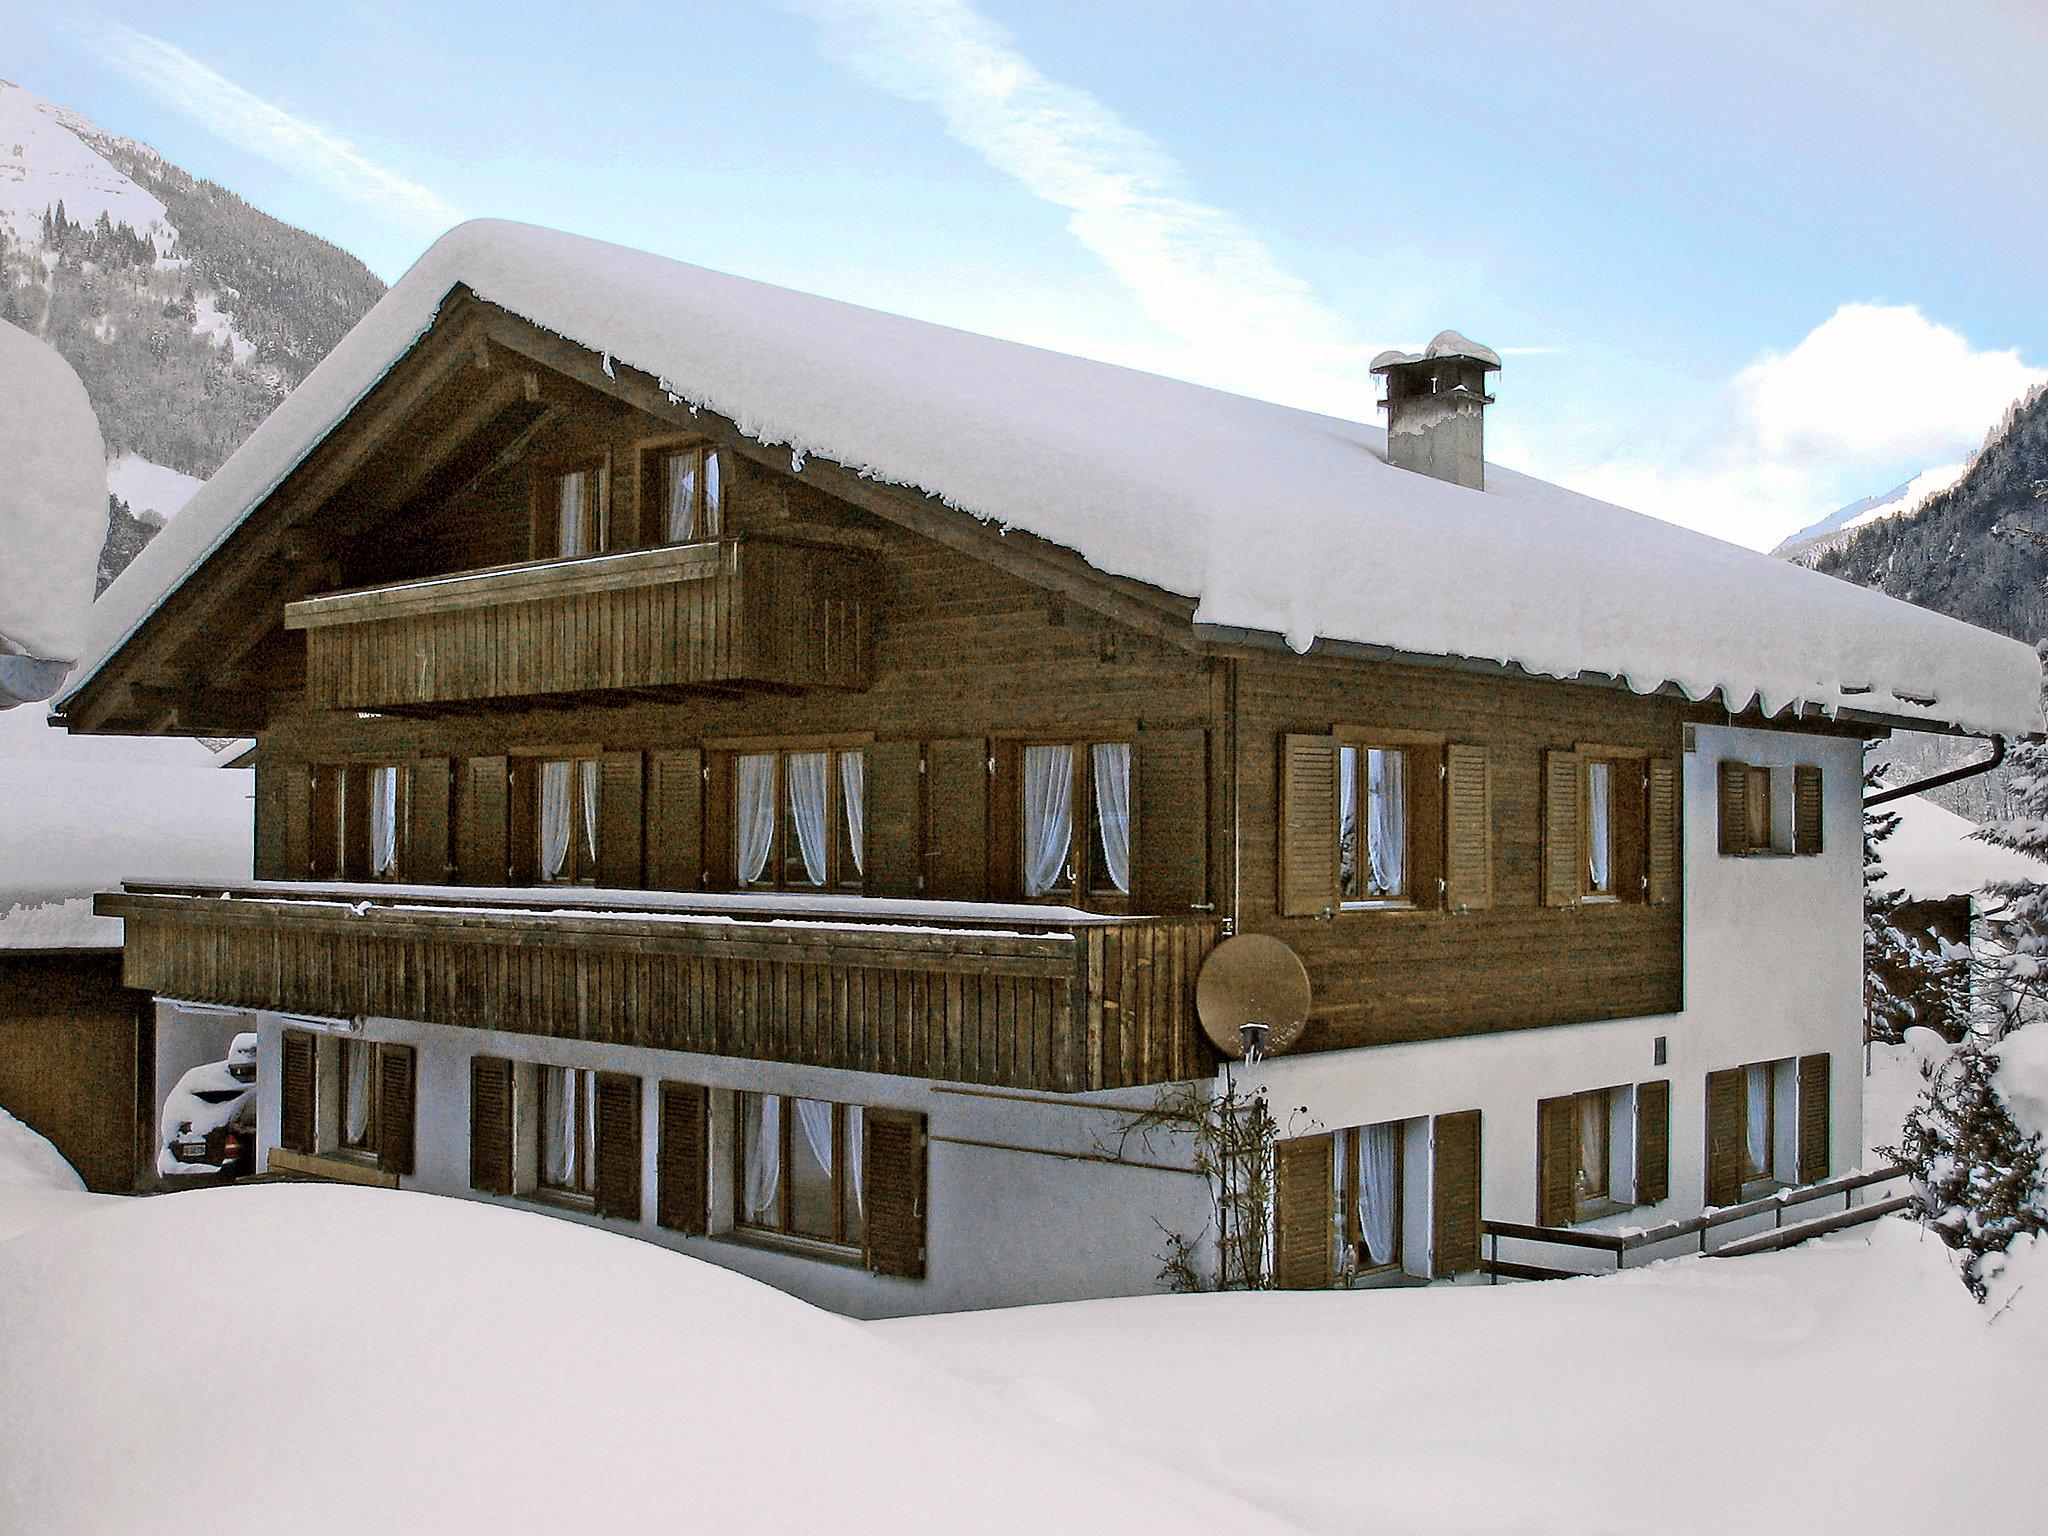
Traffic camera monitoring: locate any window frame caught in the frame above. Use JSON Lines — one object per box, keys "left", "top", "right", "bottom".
{"left": 530, "top": 452, "right": 610, "bottom": 561}
{"left": 730, "top": 743, "right": 867, "bottom": 895}
{"left": 1012, "top": 736, "right": 1136, "bottom": 911}
{"left": 513, "top": 753, "right": 601, "bottom": 887}
{"left": 532, "top": 1063, "right": 599, "bottom": 1205}
{"left": 1332, "top": 727, "right": 1444, "bottom": 914}
{"left": 1741, "top": 1061, "right": 1779, "bottom": 1190}
{"left": 330, "top": 1035, "right": 382, "bottom": 1162}
{"left": 309, "top": 761, "right": 411, "bottom": 882}
{"left": 638, "top": 436, "right": 726, "bottom": 546}
{"left": 731, "top": 1091, "right": 866, "bottom": 1253}
{"left": 1573, "top": 1087, "right": 1614, "bottom": 1209}
{"left": 1336, "top": 1120, "right": 1406, "bottom": 1278}
{"left": 1573, "top": 744, "right": 1650, "bottom": 905}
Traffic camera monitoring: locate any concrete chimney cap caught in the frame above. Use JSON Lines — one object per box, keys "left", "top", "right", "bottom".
{"left": 1424, "top": 330, "right": 1501, "bottom": 369}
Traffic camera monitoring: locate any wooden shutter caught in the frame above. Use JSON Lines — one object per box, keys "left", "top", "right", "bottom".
{"left": 1636, "top": 1079, "right": 1670, "bottom": 1206}
{"left": 1407, "top": 744, "right": 1446, "bottom": 911}
{"left": 278, "top": 1029, "right": 315, "bottom": 1154}
{"left": 457, "top": 756, "right": 510, "bottom": 885}
{"left": 507, "top": 760, "right": 537, "bottom": 885}
{"left": 865, "top": 740, "right": 923, "bottom": 898}
{"left": 598, "top": 750, "right": 645, "bottom": 888}
{"left": 1797, "top": 1053, "right": 1831, "bottom": 1184}
{"left": 254, "top": 764, "right": 287, "bottom": 880}
{"left": 1646, "top": 756, "right": 1679, "bottom": 904}
{"left": 1431, "top": 1109, "right": 1483, "bottom": 1278}
{"left": 645, "top": 747, "right": 703, "bottom": 891}
{"left": 1793, "top": 765, "right": 1823, "bottom": 856}
{"left": 926, "top": 737, "right": 987, "bottom": 902}
{"left": 375, "top": 1043, "right": 416, "bottom": 1176}
{"left": 281, "top": 761, "right": 312, "bottom": 879}
{"left": 1536, "top": 1095, "right": 1576, "bottom": 1226}
{"left": 1443, "top": 743, "right": 1493, "bottom": 912}
{"left": 702, "top": 750, "right": 733, "bottom": 889}
{"left": 1136, "top": 726, "right": 1208, "bottom": 912}
{"left": 308, "top": 765, "right": 340, "bottom": 878}
{"left": 341, "top": 766, "right": 373, "bottom": 880}
{"left": 593, "top": 1072, "right": 643, "bottom": 1221}
{"left": 1612, "top": 760, "right": 1648, "bottom": 902}
{"left": 469, "top": 1055, "right": 515, "bottom": 1195}
{"left": 863, "top": 1107, "right": 928, "bottom": 1279}
{"left": 1704, "top": 1067, "right": 1744, "bottom": 1207}
{"left": 1273, "top": 1132, "right": 1336, "bottom": 1289}
{"left": 1541, "top": 750, "right": 1582, "bottom": 907}
{"left": 655, "top": 1081, "right": 710, "bottom": 1235}
{"left": 1278, "top": 734, "right": 1339, "bottom": 917}
{"left": 410, "top": 758, "right": 451, "bottom": 883}
{"left": 1717, "top": 761, "right": 1750, "bottom": 856}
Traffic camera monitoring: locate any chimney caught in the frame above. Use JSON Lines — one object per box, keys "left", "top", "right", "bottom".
{"left": 1370, "top": 331, "right": 1501, "bottom": 491}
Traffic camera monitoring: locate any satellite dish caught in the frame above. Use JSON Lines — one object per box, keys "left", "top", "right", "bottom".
{"left": 1196, "top": 933, "right": 1311, "bottom": 1060}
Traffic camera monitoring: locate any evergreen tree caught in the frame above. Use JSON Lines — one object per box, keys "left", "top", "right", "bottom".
{"left": 1886, "top": 1042, "right": 2047, "bottom": 1297}
{"left": 1864, "top": 759, "right": 1971, "bottom": 1042}
{"left": 1973, "top": 654, "right": 2048, "bottom": 1035}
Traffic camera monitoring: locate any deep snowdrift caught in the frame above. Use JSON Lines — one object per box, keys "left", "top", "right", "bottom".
{"left": 0, "top": 1184, "right": 1300, "bottom": 1536}
{"left": 68, "top": 219, "right": 2043, "bottom": 739}
{"left": 0, "top": 1108, "right": 84, "bottom": 1193}
{"left": 0, "top": 319, "right": 105, "bottom": 666}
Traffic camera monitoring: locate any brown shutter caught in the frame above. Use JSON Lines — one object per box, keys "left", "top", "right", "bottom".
{"left": 410, "top": 758, "right": 451, "bottom": 883}
{"left": 1646, "top": 756, "right": 1679, "bottom": 903}
{"left": 507, "top": 760, "right": 537, "bottom": 885}
{"left": 1612, "top": 760, "right": 1648, "bottom": 902}
{"left": 254, "top": 763, "right": 287, "bottom": 879}
{"left": 1431, "top": 1109, "right": 1483, "bottom": 1278}
{"left": 655, "top": 1081, "right": 710, "bottom": 1235}
{"left": 702, "top": 750, "right": 733, "bottom": 888}
{"left": 1273, "top": 1132, "right": 1336, "bottom": 1289}
{"left": 1541, "top": 750, "right": 1582, "bottom": 907}
{"left": 308, "top": 765, "right": 340, "bottom": 878}
{"left": 281, "top": 761, "right": 312, "bottom": 880}
{"left": 593, "top": 1072, "right": 643, "bottom": 1221}
{"left": 925, "top": 737, "right": 988, "bottom": 902}
{"left": 1793, "top": 765, "right": 1823, "bottom": 856}
{"left": 457, "top": 756, "right": 510, "bottom": 885}
{"left": 469, "top": 1055, "right": 515, "bottom": 1195}
{"left": 1444, "top": 743, "right": 1493, "bottom": 912}
{"left": 341, "top": 766, "right": 374, "bottom": 880}
{"left": 1536, "top": 1095, "right": 1576, "bottom": 1226}
{"left": 863, "top": 1107, "right": 928, "bottom": 1279}
{"left": 645, "top": 747, "right": 703, "bottom": 891}
{"left": 598, "top": 750, "right": 645, "bottom": 888}
{"left": 375, "top": 1043, "right": 416, "bottom": 1176}
{"left": 1636, "top": 1079, "right": 1670, "bottom": 1206}
{"left": 1797, "top": 1053, "right": 1831, "bottom": 1184}
{"left": 278, "top": 1029, "right": 315, "bottom": 1154}
{"left": 1136, "top": 726, "right": 1208, "bottom": 912}
{"left": 1407, "top": 744, "right": 1446, "bottom": 911}
{"left": 1704, "top": 1067, "right": 1744, "bottom": 1207}
{"left": 865, "top": 740, "right": 924, "bottom": 898}
{"left": 1278, "top": 733, "right": 1339, "bottom": 917}
{"left": 1717, "top": 761, "right": 1751, "bottom": 856}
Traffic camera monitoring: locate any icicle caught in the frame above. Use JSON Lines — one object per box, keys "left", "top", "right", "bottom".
{"left": 790, "top": 448, "right": 807, "bottom": 473}
{"left": 600, "top": 351, "right": 615, "bottom": 379}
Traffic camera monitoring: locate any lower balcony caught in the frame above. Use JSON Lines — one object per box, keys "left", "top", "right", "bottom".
{"left": 98, "top": 882, "right": 1222, "bottom": 1093}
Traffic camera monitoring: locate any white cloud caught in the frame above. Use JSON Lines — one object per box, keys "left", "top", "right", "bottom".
{"left": 63, "top": 17, "right": 461, "bottom": 236}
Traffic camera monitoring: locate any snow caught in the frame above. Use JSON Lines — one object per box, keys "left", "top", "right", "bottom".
{"left": 1863, "top": 1028, "right": 1954, "bottom": 1163}
{"left": 105, "top": 452, "right": 202, "bottom": 521}
{"left": 62, "top": 219, "right": 2045, "bottom": 740}
{"left": 0, "top": 1107, "right": 83, "bottom": 1193}
{"left": 0, "top": 703, "right": 250, "bottom": 949}
{"left": 1990, "top": 1023, "right": 2048, "bottom": 1145}
{"left": 0, "top": 319, "right": 106, "bottom": 666}
{"left": 0, "top": 1184, "right": 1300, "bottom": 1535}
{"left": 189, "top": 291, "right": 256, "bottom": 366}
{"left": 1882, "top": 793, "right": 2048, "bottom": 902}
{"left": 0, "top": 81, "right": 177, "bottom": 260}
{"left": 884, "top": 1218, "right": 2048, "bottom": 1536}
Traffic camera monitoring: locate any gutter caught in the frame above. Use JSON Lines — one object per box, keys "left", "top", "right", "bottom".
{"left": 1864, "top": 737, "right": 2008, "bottom": 808}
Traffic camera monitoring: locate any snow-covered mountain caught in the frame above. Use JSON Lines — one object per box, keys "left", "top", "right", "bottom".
{"left": 0, "top": 80, "right": 383, "bottom": 583}
{"left": 1773, "top": 463, "right": 1967, "bottom": 565}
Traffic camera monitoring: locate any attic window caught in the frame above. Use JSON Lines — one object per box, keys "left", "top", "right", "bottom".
{"left": 534, "top": 459, "right": 606, "bottom": 559}
{"left": 651, "top": 444, "right": 725, "bottom": 543}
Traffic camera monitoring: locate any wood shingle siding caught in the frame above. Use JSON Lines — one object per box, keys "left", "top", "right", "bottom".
{"left": 1704, "top": 1067, "right": 1745, "bottom": 1207}
{"left": 1444, "top": 743, "right": 1493, "bottom": 911}
{"left": 278, "top": 1029, "right": 315, "bottom": 1155}
{"left": 593, "top": 1071, "right": 643, "bottom": 1222}
{"left": 1274, "top": 1132, "right": 1335, "bottom": 1289}
{"left": 1535, "top": 1095, "right": 1576, "bottom": 1227}
{"left": 1798, "top": 1053, "right": 1831, "bottom": 1184}
{"left": 1430, "top": 1109, "right": 1482, "bottom": 1278}
{"left": 863, "top": 1106, "right": 927, "bottom": 1279}
{"left": 1636, "top": 1078, "right": 1670, "bottom": 1205}
{"left": 469, "top": 1055, "right": 515, "bottom": 1195}
{"left": 1794, "top": 765, "right": 1824, "bottom": 856}
{"left": 656, "top": 1081, "right": 710, "bottom": 1235}
{"left": 375, "top": 1043, "right": 416, "bottom": 1176}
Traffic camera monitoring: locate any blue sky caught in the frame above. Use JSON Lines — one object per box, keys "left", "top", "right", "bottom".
{"left": 8, "top": 0, "right": 2045, "bottom": 547}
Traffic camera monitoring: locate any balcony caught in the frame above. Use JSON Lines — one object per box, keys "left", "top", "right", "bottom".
{"left": 284, "top": 536, "right": 874, "bottom": 712}
{"left": 98, "top": 882, "right": 1223, "bottom": 1094}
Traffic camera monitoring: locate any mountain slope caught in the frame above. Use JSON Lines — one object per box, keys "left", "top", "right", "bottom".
{"left": 1774, "top": 463, "right": 1967, "bottom": 566}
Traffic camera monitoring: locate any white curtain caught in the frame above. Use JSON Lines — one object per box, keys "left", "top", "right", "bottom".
{"left": 558, "top": 470, "right": 590, "bottom": 557}
{"left": 737, "top": 754, "right": 777, "bottom": 885}
{"left": 1366, "top": 748, "right": 1406, "bottom": 897}
{"left": 1587, "top": 760, "right": 1613, "bottom": 892}
{"left": 1356, "top": 1121, "right": 1400, "bottom": 1268}
{"left": 794, "top": 1099, "right": 835, "bottom": 1182}
{"left": 1023, "top": 744, "right": 1075, "bottom": 897}
{"left": 579, "top": 760, "right": 600, "bottom": 878}
{"left": 840, "top": 752, "right": 865, "bottom": 877}
{"left": 744, "top": 1093, "right": 782, "bottom": 1221}
{"left": 369, "top": 766, "right": 400, "bottom": 877}
{"left": 1578, "top": 1093, "right": 1608, "bottom": 1194}
{"left": 1339, "top": 745, "right": 1359, "bottom": 898}
{"left": 787, "top": 752, "right": 830, "bottom": 886}
{"left": 665, "top": 451, "right": 699, "bottom": 541}
{"left": 539, "top": 761, "right": 573, "bottom": 881}
{"left": 541, "top": 1068, "right": 581, "bottom": 1189}
{"left": 1746, "top": 1063, "right": 1772, "bottom": 1174}
{"left": 845, "top": 1105, "right": 864, "bottom": 1215}
{"left": 703, "top": 450, "right": 722, "bottom": 528}
{"left": 343, "top": 1039, "right": 371, "bottom": 1147}
{"left": 1091, "top": 743, "right": 1133, "bottom": 895}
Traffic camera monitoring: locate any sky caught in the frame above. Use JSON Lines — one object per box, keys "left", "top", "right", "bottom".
{"left": 5, "top": 0, "right": 2046, "bottom": 550}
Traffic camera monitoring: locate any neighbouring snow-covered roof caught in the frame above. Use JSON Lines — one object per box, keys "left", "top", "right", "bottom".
{"left": 65, "top": 220, "right": 2047, "bottom": 738}
{"left": 1881, "top": 794, "right": 2048, "bottom": 903}
{"left": 0, "top": 319, "right": 105, "bottom": 670}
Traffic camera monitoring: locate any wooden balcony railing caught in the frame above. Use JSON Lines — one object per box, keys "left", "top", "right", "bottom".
{"left": 284, "top": 536, "right": 873, "bottom": 711}
{"left": 99, "top": 882, "right": 1222, "bottom": 1094}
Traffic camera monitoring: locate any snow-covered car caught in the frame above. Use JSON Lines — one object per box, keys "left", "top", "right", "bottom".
{"left": 157, "top": 1033, "right": 258, "bottom": 1179}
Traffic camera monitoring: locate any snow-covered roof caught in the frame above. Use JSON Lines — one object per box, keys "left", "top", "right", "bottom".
{"left": 1881, "top": 793, "right": 2048, "bottom": 903}
{"left": 65, "top": 220, "right": 2046, "bottom": 739}
{"left": 0, "top": 319, "right": 104, "bottom": 670}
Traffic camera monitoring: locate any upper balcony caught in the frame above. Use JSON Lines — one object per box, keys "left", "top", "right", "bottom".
{"left": 284, "top": 535, "right": 874, "bottom": 713}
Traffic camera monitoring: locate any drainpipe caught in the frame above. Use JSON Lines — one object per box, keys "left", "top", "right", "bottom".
{"left": 1864, "top": 738, "right": 2007, "bottom": 808}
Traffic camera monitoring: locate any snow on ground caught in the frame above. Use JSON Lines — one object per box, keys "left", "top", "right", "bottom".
{"left": 189, "top": 291, "right": 256, "bottom": 367}
{"left": 0, "top": 1184, "right": 1301, "bottom": 1536}
{"left": 1881, "top": 793, "right": 2048, "bottom": 901}
{"left": 883, "top": 1219, "right": 2046, "bottom": 1536}
{"left": 0, "top": 319, "right": 106, "bottom": 665}
{"left": 69, "top": 219, "right": 2043, "bottom": 740}
{"left": 1863, "top": 1027, "right": 1953, "bottom": 1163}
{"left": 106, "top": 452, "right": 203, "bottom": 521}
{"left": 0, "top": 81, "right": 175, "bottom": 259}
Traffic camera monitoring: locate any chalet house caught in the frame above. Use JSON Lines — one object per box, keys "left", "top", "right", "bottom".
{"left": 58, "top": 221, "right": 2043, "bottom": 1316}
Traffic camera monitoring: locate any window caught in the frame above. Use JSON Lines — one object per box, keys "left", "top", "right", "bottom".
{"left": 310, "top": 763, "right": 408, "bottom": 880}
{"left": 734, "top": 747, "right": 865, "bottom": 891}
{"left": 1336, "top": 1120, "right": 1404, "bottom": 1275}
{"left": 735, "top": 1092, "right": 866, "bottom": 1250}
{"left": 1719, "top": 761, "right": 1822, "bottom": 857}
{"left": 1585, "top": 760, "right": 1614, "bottom": 897}
{"left": 336, "top": 1036, "right": 380, "bottom": 1157}
{"left": 652, "top": 443, "right": 724, "bottom": 543}
{"left": 1575, "top": 1089, "right": 1611, "bottom": 1204}
{"left": 1019, "top": 741, "right": 1131, "bottom": 904}
{"left": 1538, "top": 1086, "right": 1636, "bottom": 1222}
{"left": 530, "top": 758, "right": 598, "bottom": 885}
{"left": 366, "top": 765, "right": 406, "bottom": 879}
{"left": 1339, "top": 745, "right": 1408, "bottom": 903}
{"left": 1743, "top": 1062, "right": 1775, "bottom": 1185}
{"left": 535, "top": 461, "right": 605, "bottom": 559}
{"left": 536, "top": 1064, "right": 598, "bottom": 1201}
